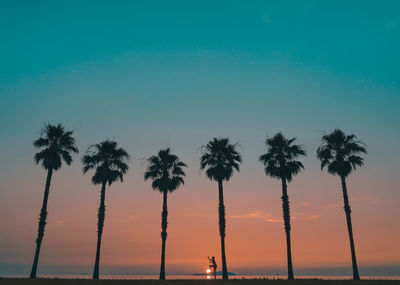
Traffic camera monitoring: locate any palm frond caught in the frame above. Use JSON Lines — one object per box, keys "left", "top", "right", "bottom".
{"left": 259, "top": 133, "right": 305, "bottom": 182}
{"left": 33, "top": 123, "right": 78, "bottom": 170}
{"left": 317, "top": 129, "right": 367, "bottom": 177}
{"left": 82, "top": 140, "right": 130, "bottom": 186}
{"left": 200, "top": 137, "right": 242, "bottom": 182}
{"left": 33, "top": 137, "right": 49, "bottom": 148}
{"left": 144, "top": 148, "right": 187, "bottom": 193}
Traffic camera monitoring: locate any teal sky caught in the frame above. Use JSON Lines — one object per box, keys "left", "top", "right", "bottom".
{"left": 1, "top": 0, "right": 399, "bottom": 163}
{"left": 1, "top": 0, "right": 400, "bottom": 276}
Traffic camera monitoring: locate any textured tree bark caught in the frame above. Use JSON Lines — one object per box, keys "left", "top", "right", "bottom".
{"left": 30, "top": 168, "right": 53, "bottom": 278}
{"left": 281, "top": 178, "right": 294, "bottom": 280}
{"left": 159, "top": 190, "right": 168, "bottom": 280}
{"left": 93, "top": 181, "right": 106, "bottom": 280}
{"left": 341, "top": 176, "right": 360, "bottom": 280}
{"left": 218, "top": 179, "right": 229, "bottom": 280}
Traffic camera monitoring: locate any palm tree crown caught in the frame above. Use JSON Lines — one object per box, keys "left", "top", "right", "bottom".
{"left": 144, "top": 148, "right": 187, "bottom": 193}
{"left": 34, "top": 123, "right": 78, "bottom": 170}
{"left": 82, "top": 140, "right": 129, "bottom": 185}
{"left": 200, "top": 138, "right": 242, "bottom": 181}
{"left": 317, "top": 129, "right": 367, "bottom": 178}
{"left": 259, "top": 133, "right": 306, "bottom": 181}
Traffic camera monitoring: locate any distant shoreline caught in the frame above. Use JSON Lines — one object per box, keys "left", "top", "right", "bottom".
{"left": 192, "top": 271, "right": 236, "bottom": 276}
{"left": 1, "top": 278, "right": 400, "bottom": 284}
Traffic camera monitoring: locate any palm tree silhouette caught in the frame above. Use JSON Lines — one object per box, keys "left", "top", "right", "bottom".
{"left": 200, "top": 138, "right": 242, "bottom": 280}
{"left": 144, "top": 148, "right": 187, "bottom": 280}
{"left": 30, "top": 123, "right": 78, "bottom": 278}
{"left": 259, "top": 133, "right": 305, "bottom": 280}
{"left": 82, "top": 140, "right": 129, "bottom": 280}
{"left": 317, "top": 129, "right": 366, "bottom": 280}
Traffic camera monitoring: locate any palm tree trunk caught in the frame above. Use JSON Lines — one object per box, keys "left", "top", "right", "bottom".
{"left": 281, "top": 178, "right": 294, "bottom": 280}
{"left": 340, "top": 176, "right": 360, "bottom": 280}
{"left": 93, "top": 181, "right": 106, "bottom": 280}
{"left": 218, "top": 179, "right": 228, "bottom": 280}
{"left": 159, "top": 190, "right": 168, "bottom": 280}
{"left": 30, "top": 168, "right": 53, "bottom": 278}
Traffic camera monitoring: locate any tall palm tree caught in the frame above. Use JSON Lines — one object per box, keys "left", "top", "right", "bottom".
{"left": 30, "top": 123, "right": 78, "bottom": 278}
{"left": 144, "top": 148, "right": 187, "bottom": 280}
{"left": 200, "top": 138, "right": 242, "bottom": 280}
{"left": 317, "top": 129, "right": 366, "bottom": 280}
{"left": 82, "top": 140, "right": 129, "bottom": 280}
{"left": 259, "top": 133, "right": 305, "bottom": 280}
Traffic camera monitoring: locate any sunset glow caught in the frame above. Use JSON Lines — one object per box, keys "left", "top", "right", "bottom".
{"left": 0, "top": 0, "right": 399, "bottom": 279}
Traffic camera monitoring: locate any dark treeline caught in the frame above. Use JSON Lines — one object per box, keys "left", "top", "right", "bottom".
{"left": 29, "top": 123, "right": 367, "bottom": 281}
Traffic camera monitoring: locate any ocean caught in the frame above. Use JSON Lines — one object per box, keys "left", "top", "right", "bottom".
{"left": 1, "top": 274, "right": 400, "bottom": 280}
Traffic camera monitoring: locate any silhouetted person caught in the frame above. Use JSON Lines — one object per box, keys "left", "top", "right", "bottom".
{"left": 208, "top": 256, "right": 217, "bottom": 279}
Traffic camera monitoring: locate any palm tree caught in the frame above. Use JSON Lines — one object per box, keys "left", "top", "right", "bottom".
{"left": 200, "top": 138, "right": 242, "bottom": 280}
{"left": 259, "top": 133, "right": 305, "bottom": 280}
{"left": 144, "top": 148, "right": 187, "bottom": 280}
{"left": 30, "top": 123, "right": 78, "bottom": 278}
{"left": 82, "top": 140, "right": 129, "bottom": 280}
{"left": 317, "top": 129, "right": 366, "bottom": 280}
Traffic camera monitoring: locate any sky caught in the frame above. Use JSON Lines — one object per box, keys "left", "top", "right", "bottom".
{"left": 1, "top": 0, "right": 400, "bottom": 277}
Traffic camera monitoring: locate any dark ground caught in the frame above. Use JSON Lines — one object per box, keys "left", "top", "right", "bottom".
{"left": 1, "top": 279, "right": 400, "bottom": 285}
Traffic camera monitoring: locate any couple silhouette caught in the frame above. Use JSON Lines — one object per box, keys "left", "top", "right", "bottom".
{"left": 207, "top": 256, "right": 217, "bottom": 279}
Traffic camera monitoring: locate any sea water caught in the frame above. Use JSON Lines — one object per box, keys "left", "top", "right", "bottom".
{"left": 2, "top": 274, "right": 400, "bottom": 280}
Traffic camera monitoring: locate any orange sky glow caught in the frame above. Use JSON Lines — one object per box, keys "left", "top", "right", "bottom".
{"left": 1, "top": 158, "right": 399, "bottom": 275}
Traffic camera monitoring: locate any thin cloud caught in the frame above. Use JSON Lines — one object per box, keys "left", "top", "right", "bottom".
{"left": 184, "top": 213, "right": 215, "bottom": 218}
{"left": 127, "top": 215, "right": 138, "bottom": 221}
{"left": 229, "top": 210, "right": 283, "bottom": 223}
{"left": 386, "top": 20, "right": 397, "bottom": 30}
{"left": 55, "top": 220, "right": 65, "bottom": 225}
{"left": 229, "top": 210, "right": 270, "bottom": 219}
{"left": 229, "top": 210, "right": 321, "bottom": 223}
{"left": 263, "top": 15, "right": 272, "bottom": 23}
{"left": 305, "top": 214, "right": 321, "bottom": 220}
{"left": 263, "top": 218, "right": 282, "bottom": 223}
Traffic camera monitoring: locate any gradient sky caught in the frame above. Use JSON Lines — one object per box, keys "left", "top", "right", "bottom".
{"left": 1, "top": 0, "right": 400, "bottom": 277}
